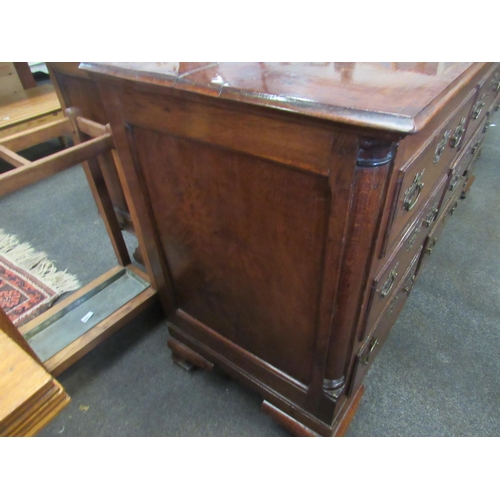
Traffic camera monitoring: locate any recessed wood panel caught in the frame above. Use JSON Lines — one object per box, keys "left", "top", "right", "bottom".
{"left": 131, "top": 127, "right": 332, "bottom": 384}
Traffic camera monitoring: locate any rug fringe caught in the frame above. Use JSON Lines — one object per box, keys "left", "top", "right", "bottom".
{"left": 0, "top": 229, "right": 80, "bottom": 294}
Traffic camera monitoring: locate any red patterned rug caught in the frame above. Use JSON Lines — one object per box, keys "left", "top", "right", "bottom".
{"left": 0, "top": 230, "right": 80, "bottom": 327}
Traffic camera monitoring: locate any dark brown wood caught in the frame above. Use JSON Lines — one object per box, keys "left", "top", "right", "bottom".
{"left": 331, "top": 384, "right": 365, "bottom": 436}
{"left": 85, "top": 62, "right": 499, "bottom": 436}
{"left": 81, "top": 62, "right": 487, "bottom": 133}
{"left": 261, "top": 400, "right": 321, "bottom": 437}
{"left": 167, "top": 337, "right": 214, "bottom": 371}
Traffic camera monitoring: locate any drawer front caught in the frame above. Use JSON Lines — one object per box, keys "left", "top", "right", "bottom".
{"left": 463, "top": 113, "right": 491, "bottom": 178}
{"left": 440, "top": 123, "right": 484, "bottom": 209}
{"left": 349, "top": 251, "right": 421, "bottom": 395}
{"left": 364, "top": 177, "right": 447, "bottom": 339}
{"left": 462, "top": 68, "right": 499, "bottom": 146}
{"left": 482, "top": 70, "right": 500, "bottom": 114}
{"left": 384, "top": 89, "right": 477, "bottom": 252}
{"left": 417, "top": 186, "right": 463, "bottom": 275}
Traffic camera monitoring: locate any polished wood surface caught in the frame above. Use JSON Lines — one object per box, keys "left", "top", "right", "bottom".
{"left": 85, "top": 62, "right": 500, "bottom": 436}
{"left": 82, "top": 62, "right": 488, "bottom": 133}
{"left": 0, "top": 329, "right": 70, "bottom": 437}
{"left": 0, "top": 84, "right": 62, "bottom": 138}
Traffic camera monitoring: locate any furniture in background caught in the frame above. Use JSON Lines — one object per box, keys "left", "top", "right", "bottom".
{"left": 0, "top": 62, "right": 62, "bottom": 140}
{"left": 0, "top": 308, "right": 70, "bottom": 437}
{"left": 46, "top": 63, "right": 133, "bottom": 236}
{"left": 83, "top": 62, "right": 500, "bottom": 436}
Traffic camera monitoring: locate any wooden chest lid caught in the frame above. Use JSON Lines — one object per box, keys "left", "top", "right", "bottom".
{"left": 81, "top": 62, "right": 487, "bottom": 134}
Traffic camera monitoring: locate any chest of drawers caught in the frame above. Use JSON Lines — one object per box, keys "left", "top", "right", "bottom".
{"left": 83, "top": 62, "right": 499, "bottom": 436}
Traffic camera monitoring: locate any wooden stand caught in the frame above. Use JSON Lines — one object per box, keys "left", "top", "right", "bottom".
{"left": 0, "top": 107, "right": 159, "bottom": 376}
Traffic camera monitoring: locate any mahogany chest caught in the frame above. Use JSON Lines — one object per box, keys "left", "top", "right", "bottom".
{"left": 83, "top": 62, "right": 500, "bottom": 436}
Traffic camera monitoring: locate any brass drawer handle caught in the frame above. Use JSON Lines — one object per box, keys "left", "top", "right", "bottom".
{"left": 388, "top": 294, "right": 399, "bottom": 315}
{"left": 406, "top": 225, "right": 421, "bottom": 251}
{"left": 449, "top": 200, "right": 459, "bottom": 216}
{"left": 403, "top": 274, "right": 416, "bottom": 295}
{"left": 449, "top": 173, "right": 461, "bottom": 192}
{"left": 434, "top": 131, "right": 451, "bottom": 164}
{"left": 472, "top": 100, "right": 485, "bottom": 120}
{"left": 360, "top": 337, "right": 379, "bottom": 365}
{"left": 491, "top": 73, "right": 500, "bottom": 92}
{"left": 424, "top": 203, "right": 439, "bottom": 227}
{"left": 450, "top": 118, "right": 466, "bottom": 148}
{"left": 380, "top": 267, "right": 398, "bottom": 298}
{"left": 470, "top": 139, "right": 483, "bottom": 155}
{"left": 425, "top": 236, "right": 438, "bottom": 255}
{"left": 403, "top": 171, "right": 425, "bottom": 211}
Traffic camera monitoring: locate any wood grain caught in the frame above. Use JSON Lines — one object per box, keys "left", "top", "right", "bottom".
{"left": 0, "top": 133, "right": 113, "bottom": 197}
{"left": 0, "top": 144, "right": 30, "bottom": 167}
{"left": 0, "top": 117, "right": 72, "bottom": 152}
{"left": 0, "top": 330, "right": 70, "bottom": 436}
{"left": 85, "top": 62, "right": 499, "bottom": 437}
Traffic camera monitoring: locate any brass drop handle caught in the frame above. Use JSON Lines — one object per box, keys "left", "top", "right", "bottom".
{"left": 449, "top": 200, "right": 459, "bottom": 216}
{"left": 492, "top": 74, "right": 500, "bottom": 92}
{"left": 425, "top": 236, "right": 438, "bottom": 255}
{"left": 388, "top": 294, "right": 400, "bottom": 316}
{"left": 403, "top": 171, "right": 425, "bottom": 212}
{"left": 406, "top": 225, "right": 421, "bottom": 251}
{"left": 471, "top": 139, "right": 482, "bottom": 155}
{"left": 403, "top": 275, "right": 416, "bottom": 295}
{"left": 450, "top": 118, "right": 466, "bottom": 148}
{"left": 472, "top": 101, "right": 485, "bottom": 120}
{"left": 380, "top": 268, "right": 398, "bottom": 298}
{"left": 361, "top": 337, "right": 379, "bottom": 366}
{"left": 449, "top": 173, "right": 461, "bottom": 192}
{"left": 434, "top": 131, "right": 451, "bottom": 164}
{"left": 424, "top": 204, "right": 439, "bottom": 227}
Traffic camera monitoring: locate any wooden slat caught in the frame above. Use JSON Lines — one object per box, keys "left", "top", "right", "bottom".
{"left": 76, "top": 116, "right": 107, "bottom": 137}
{"left": 0, "top": 133, "right": 113, "bottom": 197}
{"left": 44, "top": 286, "right": 157, "bottom": 376}
{"left": 12, "top": 63, "right": 36, "bottom": 90}
{"left": 63, "top": 108, "right": 131, "bottom": 266}
{"left": 0, "top": 144, "right": 30, "bottom": 167}
{"left": 0, "top": 117, "right": 72, "bottom": 152}
{"left": 19, "top": 266, "right": 125, "bottom": 335}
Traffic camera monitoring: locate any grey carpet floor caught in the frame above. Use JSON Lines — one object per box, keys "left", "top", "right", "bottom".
{"left": 2, "top": 116, "right": 499, "bottom": 437}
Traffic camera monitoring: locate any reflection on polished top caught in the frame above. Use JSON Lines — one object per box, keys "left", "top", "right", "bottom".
{"left": 81, "top": 62, "right": 482, "bottom": 133}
